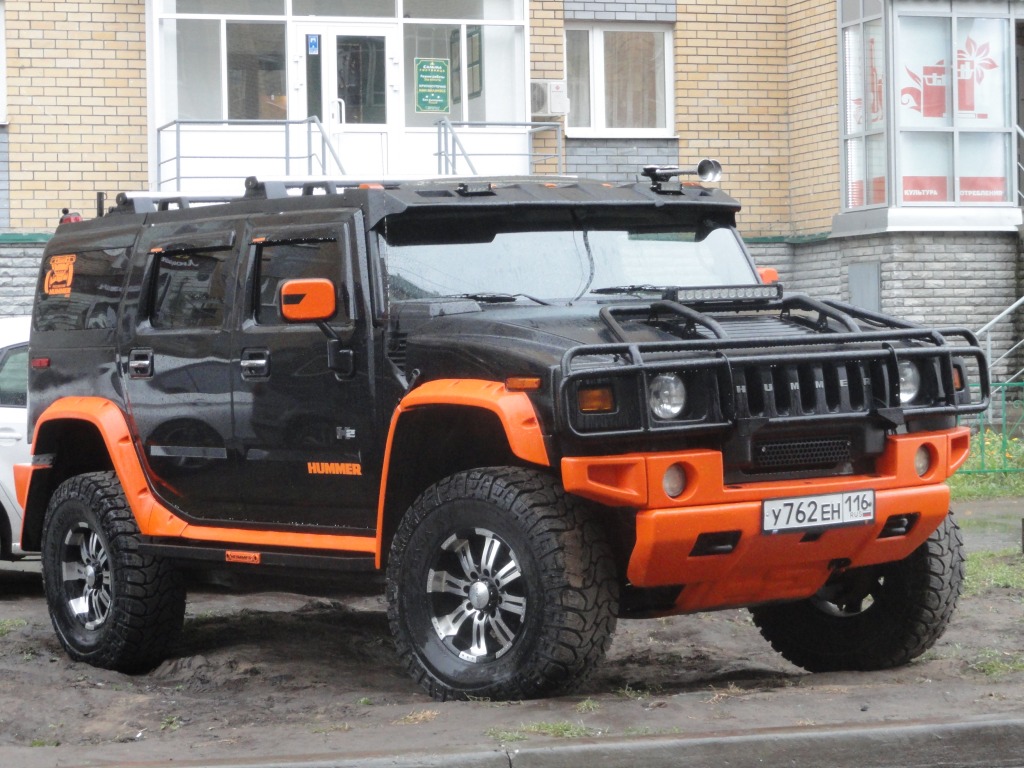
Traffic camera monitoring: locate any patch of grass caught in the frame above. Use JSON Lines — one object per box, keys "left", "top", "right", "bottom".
{"left": 0, "top": 618, "right": 27, "bottom": 638}
{"left": 574, "top": 697, "right": 599, "bottom": 714}
{"left": 949, "top": 430, "right": 1024, "bottom": 501}
{"left": 963, "top": 549, "right": 1024, "bottom": 597}
{"left": 393, "top": 709, "right": 439, "bottom": 725}
{"left": 29, "top": 739, "right": 59, "bottom": 747}
{"left": 968, "top": 649, "right": 1024, "bottom": 677}
{"left": 487, "top": 721, "right": 596, "bottom": 741}
{"left": 356, "top": 696, "right": 373, "bottom": 706}
{"left": 160, "top": 716, "right": 182, "bottom": 732}
{"left": 486, "top": 727, "right": 528, "bottom": 742}
{"left": 520, "top": 721, "right": 595, "bottom": 738}
{"left": 613, "top": 683, "right": 660, "bottom": 700}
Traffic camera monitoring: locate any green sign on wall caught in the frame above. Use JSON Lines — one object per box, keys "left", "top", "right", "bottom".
{"left": 415, "top": 58, "right": 450, "bottom": 114}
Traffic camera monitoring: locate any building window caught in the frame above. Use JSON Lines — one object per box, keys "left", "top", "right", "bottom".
{"left": 896, "top": 9, "right": 1010, "bottom": 204}
{"left": 841, "top": 1, "right": 886, "bottom": 208}
{"left": 159, "top": 18, "right": 286, "bottom": 122}
{"left": 840, "top": 1, "right": 1014, "bottom": 210}
{"left": 565, "top": 25, "right": 673, "bottom": 136}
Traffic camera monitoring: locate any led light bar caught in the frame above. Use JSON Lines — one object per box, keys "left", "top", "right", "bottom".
{"left": 672, "top": 284, "right": 783, "bottom": 303}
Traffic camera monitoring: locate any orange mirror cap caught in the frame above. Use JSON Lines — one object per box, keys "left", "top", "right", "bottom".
{"left": 280, "top": 278, "right": 337, "bottom": 322}
{"left": 758, "top": 266, "right": 779, "bottom": 285}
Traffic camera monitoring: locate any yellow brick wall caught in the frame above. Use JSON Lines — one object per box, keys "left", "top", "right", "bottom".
{"left": 6, "top": 1, "right": 148, "bottom": 231}
{"left": 786, "top": 0, "right": 840, "bottom": 234}
{"left": 675, "top": 2, "right": 791, "bottom": 238}
{"left": 674, "top": 1, "right": 840, "bottom": 237}
{"left": 529, "top": 0, "right": 565, "bottom": 174}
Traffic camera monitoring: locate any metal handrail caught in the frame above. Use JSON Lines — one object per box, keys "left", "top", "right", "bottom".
{"left": 435, "top": 118, "right": 564, "bottom": 176}
{"left": 1017, "top": 125, "right": 1024, "bottom": 203}
{"left": 156, "top": 117, "right": 345, "bottom": 190}
{"left": 977, "top": 294, "right": 1024, "bottom": 383}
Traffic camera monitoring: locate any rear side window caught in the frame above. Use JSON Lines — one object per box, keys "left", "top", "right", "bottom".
{"left": 151, "top": 250, "right": 232, "bottom": 329}
{"left": 35, "top": 247, "right": 131, "bottom": 331}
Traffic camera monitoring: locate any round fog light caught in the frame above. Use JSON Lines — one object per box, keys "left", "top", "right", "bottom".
{"left": 898, "top": 360, "right": 922, "bottom": 405}
{"left": 649, "top": 374, "right": 686, "bottom": 420}
{"left": 663, "top": 463, "right": 687, "bottom": 498}
{"left": 914, "top": 445, "right": 932, "bottom": 477}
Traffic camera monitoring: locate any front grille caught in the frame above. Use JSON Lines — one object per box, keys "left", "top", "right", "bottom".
{"left": 753, "top": 438, "right": 852, "bottom": 471}
{"left": 734, "top": 358, "right": 893, "bottom": 419}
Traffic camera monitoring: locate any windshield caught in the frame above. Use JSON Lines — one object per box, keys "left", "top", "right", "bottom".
{"left": 380, "top": 210, "right": 757, "bottom": 302}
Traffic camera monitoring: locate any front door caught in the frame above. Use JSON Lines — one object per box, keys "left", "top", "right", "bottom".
{"left": 231, "top": 211, "right": 381, "bottom": 532}
{"left": 293, "top": 25, "right": 401, "bottom": 177}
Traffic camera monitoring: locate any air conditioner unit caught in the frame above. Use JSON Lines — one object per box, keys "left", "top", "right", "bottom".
{"left": 530, "top": 80, "right": 570, "bottom": 117}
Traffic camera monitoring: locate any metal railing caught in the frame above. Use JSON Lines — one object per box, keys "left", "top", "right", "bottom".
{"left": 1017, "top": 125, "right": 1024, "bottom": 204}
{"left": 156, "top": 117, "right": 345, "bottom": 190}
{"left": 976, "top": 295, "right": 1024, "bottom": 385}
{"left": 435, "top": 118, "right": 564, "bottom": 176}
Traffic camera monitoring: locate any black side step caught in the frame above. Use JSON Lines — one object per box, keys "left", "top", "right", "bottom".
{"left": 140, "top": 542, "right": 376, "bottom": 572}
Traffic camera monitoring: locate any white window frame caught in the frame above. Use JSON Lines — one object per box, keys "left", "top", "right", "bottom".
{"left": 564, "top": 23, "right": 675, "bottom": 139}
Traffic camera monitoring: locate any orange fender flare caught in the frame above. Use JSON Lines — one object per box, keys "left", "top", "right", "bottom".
{"left": 374, "top": 379, "right": 550, "bottom": 565}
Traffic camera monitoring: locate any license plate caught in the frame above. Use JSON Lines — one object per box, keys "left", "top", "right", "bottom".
{"left": 762, "top": 490, "right": 875, "bottom": 534}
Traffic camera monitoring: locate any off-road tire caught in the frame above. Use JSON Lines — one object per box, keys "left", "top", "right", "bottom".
{"left": 750, "top": 512, "right": 964, "bottom": 672}
{"left": 41, "top": 471, "right": 186, "bottom": 673}
{"left": 386, "top": 467, "right": 619, "bottom": 701}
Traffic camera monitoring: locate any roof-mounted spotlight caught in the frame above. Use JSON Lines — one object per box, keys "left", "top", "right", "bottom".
{"left": 641, "top": 159, "right": 723, "bottom": 193}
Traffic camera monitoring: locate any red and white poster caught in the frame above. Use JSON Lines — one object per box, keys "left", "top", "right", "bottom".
{"left": 959, "top": 176, "right": 1006, "bottom": 203}
{"left": 902, "top": 176, "right": 949, "bottom": 203}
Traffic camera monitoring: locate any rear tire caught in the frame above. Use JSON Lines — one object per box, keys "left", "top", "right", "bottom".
{"left": 386, "top": 467, "right": 619, "bottom": 700}
{"left": 750, "top": 512, "right": 963, "bottom": 672}
{"left": 41, "top": 471, "right": 186, "bottom": 673}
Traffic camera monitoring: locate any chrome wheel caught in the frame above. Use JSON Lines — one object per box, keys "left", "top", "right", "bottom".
{"left": 60, "top": 522, "right": 112, "bottom": 631}
{"left": 427, "top": 527, "right": 527, "bottom": 663}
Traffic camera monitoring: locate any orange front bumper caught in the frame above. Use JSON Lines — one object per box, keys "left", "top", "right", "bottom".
{"left": 562, "top": 427, "right": 971, "bottom": 614}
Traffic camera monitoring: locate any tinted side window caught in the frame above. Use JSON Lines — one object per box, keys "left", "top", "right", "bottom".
{"left": 151, "top": 250, "right": 232, "bottom": 329}
{"left": 35, "top": 247, "right": 131, "bottom": 331}
{"left": 0, "top": 345, "right": 27, "bottom": 406}
{"left": 255, "top": 239, "right": 342, "bottom": 326}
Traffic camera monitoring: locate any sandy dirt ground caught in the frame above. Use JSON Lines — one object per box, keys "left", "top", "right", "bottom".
{"left": 1, "top": 498, "right": 1023, "bottom": 767}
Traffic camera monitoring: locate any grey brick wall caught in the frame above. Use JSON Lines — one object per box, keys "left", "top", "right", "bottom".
{"left": 566, "top": 138, "right": 678, "bottom": 182}
{"left": 748, "top": 232, "right": 1022, "bottom": 380}
{"left": 564, "top": 2, "right": 676, "bottom": 22}
{"left": 0, "top": 242, "right": 42, "bottom": 317}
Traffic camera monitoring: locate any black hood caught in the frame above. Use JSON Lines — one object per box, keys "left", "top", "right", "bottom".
{"left": 390, "top": 297, "right": 822, "bottom": 382}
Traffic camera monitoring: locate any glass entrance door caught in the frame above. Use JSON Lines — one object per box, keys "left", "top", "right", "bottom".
{"left": 293, "top": 25, "right": 401, "bottom": 176}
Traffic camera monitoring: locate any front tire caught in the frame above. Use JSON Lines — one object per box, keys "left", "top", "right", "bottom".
{"left": 750, "top": 512, "right": 964, "bottom": 672}
{"left": 41, "top": 471, "right": 186, "bottom": 673}
{"left": 386, "top": 467, "right": 619, "bottom": 700}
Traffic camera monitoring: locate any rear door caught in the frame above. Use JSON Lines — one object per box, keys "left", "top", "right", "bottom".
{"left": 231, "top": 210, "right": 381, "bottom": 532}
{"left": 119, "top": 218, "right": 244, "bottom": 523}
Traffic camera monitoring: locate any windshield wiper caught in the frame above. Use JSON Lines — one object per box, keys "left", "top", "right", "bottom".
{"left": 590, "top": 285, "right": 677, "bottom": 296}
{"left": 450, "top": 293, "right": 551, "bottom": 306}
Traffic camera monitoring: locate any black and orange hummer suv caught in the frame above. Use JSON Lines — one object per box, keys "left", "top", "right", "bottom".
{"left": 17, "top": 165, "right": 988, "bottom": 700}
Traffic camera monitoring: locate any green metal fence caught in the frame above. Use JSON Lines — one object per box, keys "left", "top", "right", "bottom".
{"left": 959, "top": 381, "right": 1024, "bottom": 474}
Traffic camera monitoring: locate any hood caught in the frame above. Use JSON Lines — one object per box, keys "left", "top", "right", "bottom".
{"left": 389, "top": 297, "right": 822, "bottom": 382}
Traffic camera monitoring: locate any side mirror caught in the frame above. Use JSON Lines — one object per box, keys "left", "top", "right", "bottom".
{"left": 757, "top": 267, "right": 779, "bottom": 285}
{"left": 280, "top": 278, "right": 336, "bottom": 322}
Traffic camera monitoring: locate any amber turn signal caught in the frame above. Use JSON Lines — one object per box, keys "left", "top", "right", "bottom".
{"left": 578, "top": 386, "right": 615, "bottom": 413}
{"left": 505, "top": 376, "right": 542, "bottom": 392}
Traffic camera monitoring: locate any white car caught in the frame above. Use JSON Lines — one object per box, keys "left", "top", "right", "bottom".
{"left": 0, "top": 315, "right": 30, "bottom": 559}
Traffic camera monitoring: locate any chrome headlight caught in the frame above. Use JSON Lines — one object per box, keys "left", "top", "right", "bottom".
{"left": 648, "top": 374, "right": 686, "bottom": 420}
{"left": 898, "top": 360, "right": 922, "bottom": 404}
